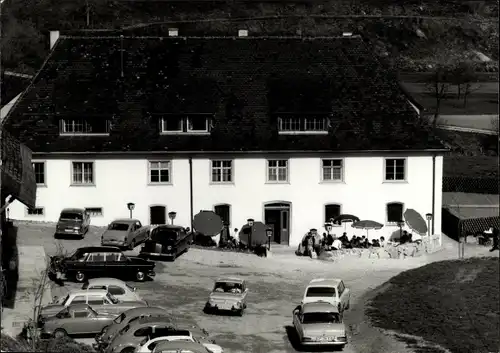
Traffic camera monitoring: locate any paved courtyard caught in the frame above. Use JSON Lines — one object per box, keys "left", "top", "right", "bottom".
{"left": 4, "top": 222, "right": 497, "bottom": 353}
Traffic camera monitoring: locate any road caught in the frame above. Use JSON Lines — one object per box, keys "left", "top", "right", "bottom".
{"left": 15, "top": 222, "right": 489, "bottom": 353}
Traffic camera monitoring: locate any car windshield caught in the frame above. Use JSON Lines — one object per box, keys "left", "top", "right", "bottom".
{"left": 114, "top": 313, "right": 126, "bottom": 324}
{"left": 108, "top": 223, "right": 130, "bottom": 231}
{"left": 302, "top": 312, "right": 341, "bottom": 324}
{"left": 213, "top": 282, "right": 243, "bottom": 293}
{"left": 306, "top": 287, "right": 336, "bottom": 297}
{"left": 151, "top": 229, "right": 178, "bottom": 243}
{"left": 107, "top": 292, "right": 119, "bottom": 304}
{"left": 60, "top": 212, "right": 83, "bottom": 221}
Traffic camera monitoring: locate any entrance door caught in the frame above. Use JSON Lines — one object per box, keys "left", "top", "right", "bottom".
{"left": 150, "top": 206, "right": 166, "bottom": 225}
{"left": 264, "top": 203, "right": 291, "bottom": 245}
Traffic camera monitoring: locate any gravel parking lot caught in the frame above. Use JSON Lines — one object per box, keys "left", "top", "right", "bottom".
{"left": 15, "top": 222, "right": 477, "bottom": 353}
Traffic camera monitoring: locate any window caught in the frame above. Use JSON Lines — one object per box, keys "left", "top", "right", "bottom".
{"left": 108, "top": 286, "right": 126, "bottom": 296}
{"left": 214, "top": 204, "right": 231, "bottom": 226}
{"left": 88, "top": 253, "right": 105, "bottom": 262}
{"left": 322, "top": 159, "right": 343, "bottom": 182}
{"left": 305, "top": 287, "right": 336, "bottom": 297}
{"left": 134, "top": 327, "right": 153, "bottom": 337}
{"left": 324, "top": 204, "right": 341, "bottom": 223}
{"left": 160, "top": 115, "right": 211, "bottom": 134}
{"left": 385, "top": 158, "right": 406, "bottom": 181}
{"left": 149, "top": 161, "right": 171, "bottom": 184}
{"left": 386, "top": 202, "right": 404, "bottom": 224}
{"left": 88, "top": 296, "right": 105, "bottom": 305}
{"left": 211, "top": 160, "right": 232, "bottom": 183}
{"left": 32, "top": 162, "right": 45, "bottom": 185}
{"left": 278, "top": 116, "right": 328, "bottom": 133}
{"left": 27, "top": 207, "right": 44, "bottom": 216}
{"left": 61, "top": 118, "right": 111, "bottom": 135}
{"left": 85, "top": 207, "right": 103, "bottom": 217}
{"left": 72, "top": 162, "right": 94, "bottom": 185}
{"left": 267, "top": 160, "right": 288, "bottom": 183}
{"left": 74, "top": 311, "right": 90, "bottom": 318}
{"left": 71, "top": 296, "right": 86, "bottom": 304}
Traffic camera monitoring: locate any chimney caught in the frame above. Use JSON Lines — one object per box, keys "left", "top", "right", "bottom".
{"left": 168, "top": 28, "right": 178, "bottom": 37}
{"left": 342, "top": 32, "right": 353, "bottom": 37}
{"left": 238, "top": 29, "right": 248, "bottom": 37}
{"left": 49, "top": 30, "right": 60, "bottom": 50}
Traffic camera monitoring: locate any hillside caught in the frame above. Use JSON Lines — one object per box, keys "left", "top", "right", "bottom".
{"left": 1, "top": 0, "right": 499, "bottom": 75}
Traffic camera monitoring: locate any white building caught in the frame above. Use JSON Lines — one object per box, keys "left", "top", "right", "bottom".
{"left": 4, "top": 31, "right": 447, "bottom": 246}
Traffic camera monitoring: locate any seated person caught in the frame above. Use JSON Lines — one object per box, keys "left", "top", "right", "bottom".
{"left": 371, "top": 239, "right": 380, "bottom": 247}
{"left": 351, "top": 235, "right": 359, "bottom": 248}
{"left": 229, "top": 285, "right": 242, "bottom": 294}
{"left": 215, "top": 286, "right": 225, "bottom": 293}
{"left": 400, "top": 231, "right": 409, "bottom": 244}
{"left": 379, "top": 236, "right": 386, "bottom": 248}
{"left": 332, "top": 237, "right": 342, "bottom": 250}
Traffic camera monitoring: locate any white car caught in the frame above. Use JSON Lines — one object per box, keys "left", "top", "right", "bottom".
{"left": 302, "top": 278, "right": 350, "bottom": 312}
{"left": 136, "top": 329, "right": 223, "bottom": 353}
{"left": 82, "top": 278, "right": 142, "bottom": 302}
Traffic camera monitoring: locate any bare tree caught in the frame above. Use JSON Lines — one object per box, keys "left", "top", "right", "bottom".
{"left": 425, "top": 65, "right": 451, "bottom": 127}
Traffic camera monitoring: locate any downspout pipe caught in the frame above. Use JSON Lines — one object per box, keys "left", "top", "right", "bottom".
{"left": 189, "top": 156, "right": 194, "bottom": 232}
{"left": 432, "top": 153, "right": 436, "bottom": 235}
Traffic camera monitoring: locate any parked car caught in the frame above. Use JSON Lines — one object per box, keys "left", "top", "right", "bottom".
{"left": 302, "top": 278, "right": 350, "bottom": 312}
{"left": 55, "top": 208, "right": 90, "bottom": 239}
{"left": 203, "top": 277, "right": 248, "bottom": 316}
{"left": 82, "top": 278, "right": 142, "bottom": 302}
{"left": 136, "top": 329, "right": 223, "bottom": 353}
{"left": 49, "top": 246, "right": 156, "bottom": 283}
{"left": 139, "top": 225, "right": 192, "bottom": 260}
{"left": 40, "top": 289, "right": 147, "bottom": 322}
{"left": 292, "top": 302, "right": 347, "bottom": 349}
{"left": 41, "top": 303, "right": 116, "bottom": 338}
{"left": 152, "top": 341, "right": 212, "bottom": 353}
{"left": 101, "top": 219, "right": 150, "bottom": 249}
{"left": 94, "top": 307, "right": 173, "bottom": 351}
{"left": 104, "top": 317, "right": 179, "bottom": 353}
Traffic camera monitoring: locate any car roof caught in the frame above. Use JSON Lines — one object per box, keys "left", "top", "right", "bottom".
{"left": 66, "top": 303, "right": 92, "bottom": 311}
{"left": 129, "top": 315, "right": 176, "bottom": 328}
{"left": 111, "top": 219, "right": 140, "bottom": 224}
{"left": 87, "top": 278, "right": 126, "bottom": 286}
{"left": 60, "top": 208, "right": 85, "bottom": 213}
{"left": 122, "top": 307, "right": 170, "bottom": 317}
{"left": 153, "top": 340, "right": 208, "bottom": 352}
{"left": 307, "top": 278, "right": 341, "bottom": 287}
{"left": 215, "top": 277, "right": 244, "bottom": 283}
{"left": 302, "top": 302, "right": 340, "bottom": 314}
{"left": 70, "top": 289, "right": 108, "bottom": 296}
{"left": 75, "top": 246, "right": 122, "bottom": 253}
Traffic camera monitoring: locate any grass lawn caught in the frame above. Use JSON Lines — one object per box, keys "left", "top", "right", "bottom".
{"left": 366, "top": 257, "right": 500, "bottom": 353}
{"left": 415, "top": 93, "right": 499, "bottom": 115}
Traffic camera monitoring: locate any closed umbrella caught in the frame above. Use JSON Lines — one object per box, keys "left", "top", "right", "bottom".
{"left": 332, "top": 214, "right": 361, "bottom": 231}
{"left": 403, "top": 209, "right": 428, "bottom": 235}
{"left": 239, "top": 221, "right": 268, "bottom": 248}
{"left": 193, "top": 210, "right": 223, "bottom": 236}
{"left": 352, "top": 220, "right": 384, "bottom": 238}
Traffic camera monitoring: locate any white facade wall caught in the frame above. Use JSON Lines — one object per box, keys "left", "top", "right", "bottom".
{"left": 8, "top": 154, "right": 443, "bottom": 247}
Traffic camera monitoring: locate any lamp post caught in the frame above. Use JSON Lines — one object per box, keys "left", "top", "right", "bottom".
{"left": 127, "top": 202, "right": 135, "bottom": 219}
{"left": 266, "top": 227, "right": 273, "bottom": 250}
{"left": 397, "top": 220, "right": 405, "bottom": 240}
{"left": 247, "top": 218, "right": 254, "bottom": 249}
{"left": 425, "top": 213, "right": 433, "bottom": 237}
{"left": 168, "top": 211, "right": 177, "bottom": 225}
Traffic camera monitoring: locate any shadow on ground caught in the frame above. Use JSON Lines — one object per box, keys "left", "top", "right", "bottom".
{"left": 2, "top": 221, "right": 19, "bottom": 309}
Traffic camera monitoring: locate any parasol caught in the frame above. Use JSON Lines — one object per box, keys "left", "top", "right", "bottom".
{"left": 403, "top": 209, "right": 428, "bottom": 235}
{"left": 239, "top": 221, "right": 268, "bottom": 248}
{"left": 193, "top": 210, "right": 223, "bottom": 236}
{"left": 352, "top": 220, "right": 384, "bottom": 238}
{"left": 332, "top": 214, "right": 361, "bottom": 231}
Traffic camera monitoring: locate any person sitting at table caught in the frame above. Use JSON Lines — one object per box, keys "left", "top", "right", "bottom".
{"left": 371, "top": 239, "right": 380, "bottom": 247}
{"left": 379, "top": 236, "right": 386, "bottom": 248}
{"left": 351, "top": 235, "right": 359, "bottom": 248}
{"left": 332, "top": 237, "right": 342, "bottom": 250}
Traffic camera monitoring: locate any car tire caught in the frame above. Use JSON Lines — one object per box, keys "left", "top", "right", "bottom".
{"left": 54, "top": 329, "right": 67, "bottom": 338}
{"left": 136, "top": 270, "right": 145, "bottom": 282}
{"left": 75, "top": 271, "right": 86, "bottom": 283}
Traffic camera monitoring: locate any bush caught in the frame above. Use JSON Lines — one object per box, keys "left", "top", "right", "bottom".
{"left": 35, "top": 337, "right": 96, "bottom": 353}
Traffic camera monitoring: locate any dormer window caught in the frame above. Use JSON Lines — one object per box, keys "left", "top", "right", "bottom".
{"left": 278, "top": 116, "right": 329, "bottom": 134}
{"left": 160, "top": 114, "right": 211, "bottom": 134}
{"left": 60, "top": 118, "right": 111, "bottom": 136}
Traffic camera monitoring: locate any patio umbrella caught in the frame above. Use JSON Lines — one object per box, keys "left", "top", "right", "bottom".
{"left": 403, "top": 209, "right": 428, "bottom": 235}
{"left": 352, "top": 220, "right": 384, "bottom": 237}
{"left": 239, "top": 221, "right": 268, "bottom": 248}
{"left": 332, "top": 214, "right": 361, "bottom": 231}
{"left": 193, "top": 210, "right": 223, "bottom": 236}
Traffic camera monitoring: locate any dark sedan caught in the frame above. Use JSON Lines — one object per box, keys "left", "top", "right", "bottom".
{"left": 139, "top": 225, "right": 192, "bottom": 261}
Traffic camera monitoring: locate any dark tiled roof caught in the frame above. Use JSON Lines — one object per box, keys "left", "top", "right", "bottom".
{"left": 4, "top": 35, "right": 446, "bottom": 153}
{"left": 443, "top": 177, "right": 499, "bottom": 194}
{"left": 462, "top": 217, "right": 500, "bottom": 234}
{"left": 1, "top": 72, "right": 30, "bottom": 107}
{"left": 443, "top": 156, "right": 499, "bottom": 194}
